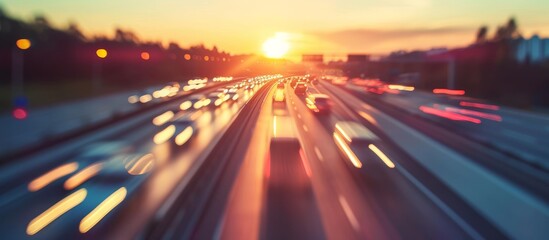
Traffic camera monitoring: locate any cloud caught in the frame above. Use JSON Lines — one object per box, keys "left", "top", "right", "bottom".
{"left": 312, "top": 26, "right": 474, "bottom": 52}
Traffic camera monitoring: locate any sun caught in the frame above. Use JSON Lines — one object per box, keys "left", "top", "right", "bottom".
{"left": 262, "top": 36, "right": 289, "bottom": 58}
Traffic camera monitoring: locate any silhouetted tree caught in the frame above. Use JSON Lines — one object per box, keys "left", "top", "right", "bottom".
{"left": 67, "top": 22, "right": 85, "bottom": 40}
{"left": 114, "top": 28, "right": 139, "bottom": 43}
{"left": 33, "top": 15, "right": 50, "bottom": 28}
{"left": 475, "top": 26, "right": 488, "bottom": 43}
{"left": 494, "top": 17, "right": 520, "bottom": 40}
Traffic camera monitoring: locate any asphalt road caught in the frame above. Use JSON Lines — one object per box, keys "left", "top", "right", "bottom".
{"left": 0, "top": 75, "right": 547, "bottom": 240}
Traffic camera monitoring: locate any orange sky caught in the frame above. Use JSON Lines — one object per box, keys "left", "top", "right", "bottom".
{"left": 2, "top": 0, "right": 548, "bottom": 60}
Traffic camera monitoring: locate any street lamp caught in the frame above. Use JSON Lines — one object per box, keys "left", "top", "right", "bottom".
{"left": 12, "top": 38, "right": 31, "bottom": 120}
{"left": 93, "top": 48, "right": 107, "bottom": 92}
{"left": 141, "top": 51, "right": 150, "bottom": 60}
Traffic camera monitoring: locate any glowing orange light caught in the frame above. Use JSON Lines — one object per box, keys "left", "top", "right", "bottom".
{"left": 16, "top": 39, "right": 31, "bottom": 50}
{"left": 368, "top": 144, "right": 395, "bottom": 168}
{"left": 64, "top": 163, "right": 103, "bottom": 190}
{"left": 152, "top": 111, "right": 174, "bottom": 126}
{"left": 358, "top": 111, "right": 377, "bottom": 125}
{"left": 96, "top": 49, "right": 107, "bottom": 59}
{"left": 79, "top": 187, "right": 127, "bottom": 233}
{"left": 140, "top": 52, "right": 150, "bottom": 60}
{"left": 184, "top": 54, "right": 191, "bottom": 60}
{"left": 27, "top": 189, "right": 87, "bottom": 235}
{"left": 153, "top": 125, "right": 176, "bottom": 144}
{"left": 125, "top": 154, "right": 155, "bottom": 175}
{"left": 262, "top": 35, "right": 290, "bottom": 58}
{"left": 459, "top": 101, "right": 500, "bottom": 110}
{"left": 388, "top": 84, "right": 415, "bottom": 91}
{"left": 175, "top": 126, "right": 194, "bottom": 146}
{"left": 29, "top": 162, "right": 79, "bottom": 192}
{"left": 13, "top": 108, "right": 27, "bottom": 120}
{"left": 203, "top": 56, "right": 209, "bottom": 61}
{"left": 334, "top": 134, "right": 362, "bottom": 168}
{"left": 433, "top": 88, "right": 465, "bottom": 96}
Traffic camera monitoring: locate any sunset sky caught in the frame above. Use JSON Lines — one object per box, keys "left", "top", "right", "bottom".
{"left": 1, "top": 0, "right": 548, "bottom": 59}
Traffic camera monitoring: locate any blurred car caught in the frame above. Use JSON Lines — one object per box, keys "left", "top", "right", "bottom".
{"left": 206, "top": 92, "right": 224, "bottom": 107}
{"left": 180, "top": 94, "right": 206, "bottom": 110}
{"left": 269, "top": 116, "right": 309, "bottom": 188}
{"left": 93, "top": 152, "right": 155, "bottom": 184}
{"left": 333, "top": 121, "right": 395, "bottom": 173}
{"left": 290, "top": 79, "right": 298, "bottom": 88}
{"left": 294, "top": 83, "right": 308, "bottom": 95}
{"left": 78, "top": 141, "right": 133, "bottom": 161}
{"left": 277, "top": 82, "right": 285, "bottom": 89}
{"left": 226, "top": 92, "right": 239, "bottom": 102}
{"left": 154, "top": 113, "right": 197, "bottom": 146}
{"left": 305, "top": 94, "right": 331, "bottom": 114}
{"left": 273, "top": 88, "right": 285, "bottom": 102}
{"left": 228, "top": 87, "right": 239, "bottom": 94}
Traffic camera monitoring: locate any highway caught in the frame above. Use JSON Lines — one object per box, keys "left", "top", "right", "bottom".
{"left": 0, "top": 75, "right": 548, "bottom": 240}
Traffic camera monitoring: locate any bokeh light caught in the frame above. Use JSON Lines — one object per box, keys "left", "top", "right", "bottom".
{"left": 12, "top": 108, "right": 27, "bottom": 120}
{"left": 141, "top": 52, "right": 150, "bottom": 60}
{"left": 16, "top": 39, "right": 31, "bottom": 50}
{"left": 96, "top": 48, "right": 108, "bottom": 59}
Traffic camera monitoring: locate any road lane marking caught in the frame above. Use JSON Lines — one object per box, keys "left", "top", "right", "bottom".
{"left": 303, "top": 125, "right": 309, "bottom": 132}
{"left": 396, "top": 167, "right": 483, "bottom": 240}
{"left": 338, "top": 195, "right": 360, "bottom": 231}
{"left": 314, "top": 147, "right": 324, "bottom": 161}
{"left": 297, "top": 114, "right": 302, "bottom": 119}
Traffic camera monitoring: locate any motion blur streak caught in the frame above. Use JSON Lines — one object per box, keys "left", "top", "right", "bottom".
{"left": 26, "top": 189, "right": 87, "bottom": 235}
{"left": 419, "top": 106, "right": 481, "bottom": 124}
{"left": 79, "top": 187, "right": 127, "bottom": 233}
{"left": 338, "top": 195, "right": 360, "bottom": 231}
{"left": 299, "top": 149, "right": 312, "bottom": 177}
{"left": 153, "top": 125, "right": 176, "bottom": 144}
{"left": 388, "top": 84, "right": 415, "bottom": 91}
{"left": 139, "top": 94, "right": 152, "bottom": 103}
{"left": 334, "top": 133, "right": 362, "bottom": 168}
{"left": 358, "top": 111, "right": 378, "bottom": 125}
{"left": 152, "top": 111, "right": 175, "bottom": 126}
{"left": 432, "top": 89, "right": 466, "bottom": 96}
{"left": 28, "top": 162, "right": 79, "bottom": 192}
{"left": 335, "top": 124, "right": 352, "bottom": 143}
{"left": 175, "top": 127, "right": 194, "bottom": 146}
{"left": 368, "top": 144, "right": 396, "bottom": 168}
{"left": 127, "top": 95, "right": 139, "bottom": 104}
{"left": 459, "top": 101, "right": 500, "bottom": 110}
{"left": 443, "top": 107, "right": 503, "bottom": 122}
{"left": 64, "top": 163, "right": 103, "bottom": 190}
{"left": 125, "top": 154, "right": 155, "bottom": 175}
{"left": 180, "top": 101, "right": 192, "bottom": 110}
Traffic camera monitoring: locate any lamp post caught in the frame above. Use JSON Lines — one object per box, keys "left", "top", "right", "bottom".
{"left": 93, "top": 48, "right": 107, "bottom": 92}
{"left": 12, "top": 39, "right": 31, "bottom": 120}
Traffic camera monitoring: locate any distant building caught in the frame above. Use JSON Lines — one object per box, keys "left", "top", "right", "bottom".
{"left": 302, "top": 54, "right": 323, "bottom": 63}
{"left": 347, "top": 54, "right": 370, "bottom": 62}
{"left": 515, "top": 35, "right": 549, "bottom": 63}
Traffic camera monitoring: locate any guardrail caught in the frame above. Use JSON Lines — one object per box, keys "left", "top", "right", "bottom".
{"left": 142, "top": 81, "right": 275, "bottom": 239}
